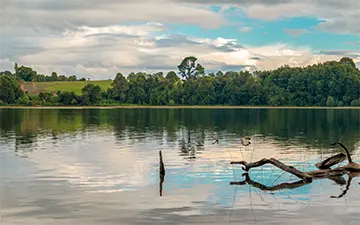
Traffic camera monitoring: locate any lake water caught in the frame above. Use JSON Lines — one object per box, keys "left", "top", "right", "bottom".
{"left": 1, "top": 108, "right": 360, "bottom": 225}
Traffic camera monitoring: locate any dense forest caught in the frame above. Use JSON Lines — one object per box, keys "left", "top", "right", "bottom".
{"left": 0, "top": 56, "right": 359, "bottom": 106}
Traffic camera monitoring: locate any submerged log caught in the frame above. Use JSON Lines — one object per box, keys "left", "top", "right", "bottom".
{"left": 230, "top": 142, "right": 360, "bottom": 183}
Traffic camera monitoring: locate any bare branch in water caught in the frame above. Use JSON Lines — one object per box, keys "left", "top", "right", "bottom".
{"left": 230, "top": 142, "right": 360, "bottom": 202}
{"left": 159, "top": 150, "right": 165, "bottom": 196}
{"left": 316, "top": 153, "right": 346, "bottom": 169}
{"left": 231, "top": 142, "right": 360, "bottom": 182}
{"left": 231, "top": 158, "right": 313, "bottom": 181}
{"left": 159, "top": 150, "right": 165, "bottom": 176}
{"left": 228, "top": 143, "right": 359, "bottom": 225}
{"left": 331, "top": 142, "right": 353, "bottom": 163}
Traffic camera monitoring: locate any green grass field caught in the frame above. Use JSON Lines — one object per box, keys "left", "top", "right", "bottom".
{"left": 21, "top": 80, "right": 113, "bottom": 95}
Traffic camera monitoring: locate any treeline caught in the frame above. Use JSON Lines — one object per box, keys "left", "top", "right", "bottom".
{"left": 0, "top": 56, "right": 360, "bottom": 106}
{"left": 0, "top": 63, "right": 87, "bottom": 82}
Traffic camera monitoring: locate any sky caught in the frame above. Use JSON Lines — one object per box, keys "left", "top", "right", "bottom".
{"left": 0, "top": 0, "right": 359, "bottom": 79}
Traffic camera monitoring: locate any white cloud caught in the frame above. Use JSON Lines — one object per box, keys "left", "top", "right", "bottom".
{"left": 2, "top": 24, "right": 358, "bottom": 78}
{"left": 0, "top": 0, "right": 226, "bottom": 30}
{"left": 0, "top": 0, "right": 359, "bottom": 78}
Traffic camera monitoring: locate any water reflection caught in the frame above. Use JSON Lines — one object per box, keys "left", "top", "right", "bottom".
{"left": 1, "top": 108, "right": 360, "bottom": 225}
{"left": 231, "top": 172, "right": 359, "bottom": 199}
{"left": 179, "top": 128, "right": 206, "bottom": 160}
{"left": 1, "top": 108, "right": 360, "bottom": 155}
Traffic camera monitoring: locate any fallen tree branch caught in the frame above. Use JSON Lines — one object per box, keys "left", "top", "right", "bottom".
{"left": 231, "top": 158, "right": 313, "bottom": 181}
{"left": 315, "top": 153, "right": 346, "bottom": 169}
{"left": 230, "top": 142, "right": 360, "bottom": 182}
{"left": 331, "top": 142, "right": 352, "bottom": 163}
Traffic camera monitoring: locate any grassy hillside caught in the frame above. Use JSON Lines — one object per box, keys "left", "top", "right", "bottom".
{"left": 20, "top": 80, "right": 112, "bottom": 95}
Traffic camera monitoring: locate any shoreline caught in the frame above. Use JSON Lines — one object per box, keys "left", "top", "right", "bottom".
{"left": 1, "top": 105, "right": 360, "bottom": 109}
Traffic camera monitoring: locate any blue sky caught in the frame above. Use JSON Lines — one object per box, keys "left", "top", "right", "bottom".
{"left": 171, "top": 7, "right": 359, "bottom": 50}
{"left": 0, "top": 0, "right": 359, "bottom": 79}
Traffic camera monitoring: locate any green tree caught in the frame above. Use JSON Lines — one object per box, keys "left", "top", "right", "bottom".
{"left": 350, "top": 99, "right": 360, "bottom": 106}
{"left": 195, "top": 76, "right": 215, "bottom": 105}
{"left": 58, "top": 91, "right": 79, "bottom": 105}
{"left": 0, "top": 75, "right": 23, "bottom": 104}
{"left": 215, "top": 71, "right": 224, "bottom": 77}
{"left": 0, "top": 71, "right": 13, "bottom": 76}
{"left": 81, "top": 84, "right": 102, "bottom": 105}
{"left": 165, "top": 71, "right": 180, "bottom": 84}
{"left": 39, "top": 92, "right": 53, "bottom": 104}
{"left": 177, "top": 56, "right": 204, "bottom": 80}
{"left": 326, "top": 96, "right": 335, "bottom": 106}
{"left": 337, "top": 101, "right": 344, "bottom": 107}
{"left": 111, "top": 73, "right": 129, "bottom": 103}
{"left": 127, "top": 72, "right": 147, "bottom": 104}
{"left": 14, "top": 63, "right": 19, "bottom": 78}
{"left": 51, "top": 72, "right": 58, "bottom": 81}
{"left": 17, "top": 65, "right": 37, "bottom": 81}
{"left": 57, "top": 75, "right": 66, "bottom": 81}
{"left": 339, "top": 57, "right": 356, "bottom": 68}
{"left": 68, "top": 75, "right": 77, "bottom": 81}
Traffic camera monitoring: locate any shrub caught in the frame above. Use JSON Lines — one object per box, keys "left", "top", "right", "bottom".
{"left": 169, "top": 100, "right": 175, "bottom": 106}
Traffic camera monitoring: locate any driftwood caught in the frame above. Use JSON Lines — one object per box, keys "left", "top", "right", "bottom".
{"left": 230, "top": 142, "right": 360, "bottom": 183}
{"left": 315, "top": 153, "right": 346, "bottom": 169}
{"left": 159, "top": 150, "right": 165, "bottom": 196}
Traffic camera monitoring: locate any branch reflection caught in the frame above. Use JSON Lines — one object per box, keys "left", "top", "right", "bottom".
{"left": 230, "top": 172, "right": 360, "bottom": 199}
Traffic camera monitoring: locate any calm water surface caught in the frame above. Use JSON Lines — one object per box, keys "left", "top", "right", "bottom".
{"left": 1, "top": 108, "right": 360, "bottom": 225}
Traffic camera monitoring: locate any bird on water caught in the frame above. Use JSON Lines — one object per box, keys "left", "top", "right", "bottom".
{"left": 241, "top": 136, "right": 251, "bottom": 146}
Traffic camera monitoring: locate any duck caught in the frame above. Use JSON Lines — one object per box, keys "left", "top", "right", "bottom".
{"left": 241, "top": 136, "right": 251, "bottom": 146}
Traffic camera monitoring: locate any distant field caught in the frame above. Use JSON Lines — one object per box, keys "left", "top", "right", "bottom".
{"left": 20, "top": 80, "right": 112, "bottom": 95}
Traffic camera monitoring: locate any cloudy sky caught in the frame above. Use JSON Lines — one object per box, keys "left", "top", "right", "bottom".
{"left": 0, "top": 0, "right": 359, "bottom": 79}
